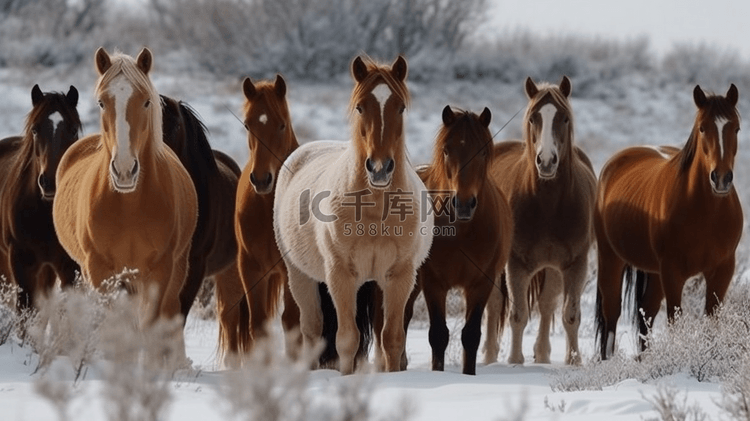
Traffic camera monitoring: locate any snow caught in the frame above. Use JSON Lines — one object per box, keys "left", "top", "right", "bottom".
{"left": 0, "top": 63, "right": 747, "bottom": 420}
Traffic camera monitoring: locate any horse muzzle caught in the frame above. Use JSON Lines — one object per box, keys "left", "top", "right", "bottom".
{"left": 38, "top": 174, "right": 55, "bottom": 201}
{"left": 710, "top": 170, "right": 734, "bottom": 196}
{"left": 250, "top": 172, "right": 275, "bottom": 195}
{"left": 366, "top": 158, "right": 395, "bottom": 189}
{"left": 536, "top": 154, "right": 558, "bottom": 180}
{"left": 110, "top": 159, "right": 139, "bottom": 193}
{"left": 452, "top": 195, "right": 478, "bottom": 221}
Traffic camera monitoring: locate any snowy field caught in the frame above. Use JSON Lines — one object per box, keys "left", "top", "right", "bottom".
{"left": 1, "top": 55, "right": 750, "bottom": 420}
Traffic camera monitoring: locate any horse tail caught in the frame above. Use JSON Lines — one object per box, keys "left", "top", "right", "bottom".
{"left": 318, "top": 281, "right": 375, "bottom": 369}
{"left": 623, "top": 266, "right": 648, "bottom": 327}
{"left": 594, "top": 287, "right": 607, "bottom": 359}
{"left": 527, "top": 270, "right": 545, "bottom": 315}
{"left": 265, "top": 273, "right": 285, "bottom": 324}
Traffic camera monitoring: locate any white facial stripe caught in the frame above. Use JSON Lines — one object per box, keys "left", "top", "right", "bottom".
{"left": 48, "top": 112, "right": 63, "bottom": 133}
{"left": 259, "top": 114, "right": 268, "bottom": 125}
{"left": 110, "top": 76, "right": 134, "bottom": 167}
{"left": 537, "top": 103, "right": 558, "bottom": 161}
{"left": 716, "top": 117, "right": 729, "bottom": 160}
{"left": 372, "top": 84, "right": 392, "bottom": 143}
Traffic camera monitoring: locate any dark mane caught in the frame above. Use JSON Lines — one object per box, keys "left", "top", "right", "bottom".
{"left": 679, "top": 94, "right": 740, "bottom": 172}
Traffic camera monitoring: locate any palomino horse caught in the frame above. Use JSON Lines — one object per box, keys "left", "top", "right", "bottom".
{"left": 490, "top": 76, "right": 596, "bottom": 365}
{"left": 160, "top": 95, "right": 244, "bottom": 366}
{"left": 595, "top": 84, "right": 743, "bottom": 360}
{"left": 53, "top": 48, "right": 197, "bottom": 357}
{"left": 0, "top": 84, "right": 81, "bottom": 310}
{"left": 274, "top": 56, "right": 433, "bottom": 374}
{"left": 234, "top": 74, "right": 302, "bottom": 359}
{"left": 403, "top": 105, "right": 512, "bottom": 375}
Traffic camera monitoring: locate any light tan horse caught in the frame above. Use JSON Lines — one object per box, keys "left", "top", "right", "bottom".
{"left": 487, "top": 76, "right": 596, "bottom": 365}
{"left": 53, "top": 48, "right": 198, "bottom": 358}
{"left": 274, "top": 55, "right": 433, "bottom": 374}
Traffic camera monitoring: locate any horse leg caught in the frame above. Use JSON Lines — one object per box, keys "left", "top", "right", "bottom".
{"left": 483, "top": 273, "right": 507, "bottom": 365}
{"left": 55, "top": 252, "right": 79, "bottom": 289}
{"left": 280, "top": 268, "right": 302, "bottom": 360}
{"left": 379, "top": 260, "right": 415, "bottom": 372}
{"left": 213, "top": 262, "right": 248, "bottom": 369}
{"left": 400, "top": 283, "right": 421, "bottom": 370}
{"left": 636, "top": 273, "right": 663, "bottom": 353}
{"left": 506, "top": 256, "right": 533, "bottom": 365}
{"left": 561, "top": 254, "right": 588, "bottom": 365}
{"left": 461, "top": 279, "right": 493, "bottom": 375}
{"left": 421, "top": 272, "right": 449, "bottom": 371}
{"left": 9, "top": 246, "right": 38, "bottom": 310}
{"left": 596, "top": 239, "right": 626, "bottom": 360}
{"left": 704, "top": 258, "right": 735, "bottom": 316}
{"left": 285, "top": 262, "right": 322, "bottom": 369}
{"left": 177, "top": 257, "right": 206, "bottom": 323}
{"left": 373, "top": 286, "right": 385, "bottom": 371}
{"left": 325, "top": 264, "right": 359, "bottom": 375}
{"left": 534, "top": 269, "right": 561, "bottom": 364}
{"left": 156, "top": 252, "right": 190, "bottom": 367}
{"left": 238, "top": 250, "right": 270, "bottom": 341}
{"left": 659, "top": 262, "right": 688, "bottom": 323}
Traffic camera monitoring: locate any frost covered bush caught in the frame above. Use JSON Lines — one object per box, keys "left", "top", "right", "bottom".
{"left": 149, "top": 0, "right": 487, "bottom": 79}
{"left": 643, "top": 384, "right": 708, "bottom": 421}
{"left": 553, "top": 280, "right": 750, "bottom": 391}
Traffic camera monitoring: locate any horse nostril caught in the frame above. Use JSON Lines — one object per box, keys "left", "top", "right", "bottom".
{"left": 130, "top": 160, "right": 139, "bottom": 177}
{"left": 536, "top": 155, "right": 542, "bottom": 166}
{"left": 365, "top": 158, "right": 375, "bottom": 173}
{"left": 110, "top": 161, "right": 120, "bottom": 178}
{"left": 469, "top": 196, "right": 477, "bottom": 209}
{"left": 551, "top": 154, "right": 558, "bottom": 165}
{"left": 451, "top": 195, "right": 457, "bottom": 209}
{"left": 725, "top": 171, "right": 734, "bottom": 185}
{"left": 250, "top": 172, "right": 257, "bottom": 185}
{"left": 265, "top": 173, "right": 273, "bottom": 185}
{"left": 385, "top": 159, "right": 395, "bottom": 174}
{"left": 710, "top": 170, "right": 718, "bottom": 184}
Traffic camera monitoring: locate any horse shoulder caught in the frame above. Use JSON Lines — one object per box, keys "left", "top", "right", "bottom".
{"left": 57, "top": 135, "right": 101, "bottom": 179}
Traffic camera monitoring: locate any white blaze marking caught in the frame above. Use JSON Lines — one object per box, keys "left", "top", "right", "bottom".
{"left": 48, "top": 112, "right": 63, "bottom": 133}
{"left": 537, "top": 103, "right": 558, "bottom": 163}
{"left": 259, "top": 114, "right": 268, "bottom": 125}
{"left": 372, "top": 84, "right": 392, "bottom": 144}
{"left": 716, "top": 117, "right": 729, "bottom": 160}
{"left": 110, "top": 76, "right": 134, "bottom": 172}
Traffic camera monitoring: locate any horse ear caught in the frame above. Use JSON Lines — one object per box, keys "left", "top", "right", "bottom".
{"left": 352, "top": 56, "right": 368, "bottom": 83}
{"left": 66, "top": 86, "right": 78, "bottom": 107}
{"left": 391, "top": 55, "right": 408, "bottom": 82}
{"left": 479, "top": 107, "right": 492, "bottom": 128}
{"left": 95, "top": 47, "right": 112, "bottom": 75}
{"left": 242, "top": 77, "right": 257, "bottom": 100}
{"left": 525, "top": 77, "right": 538, "bottom": 99}
{"left": 559, "top": 75, "right": 572, "bottom": 98}
{"left": 274, "top": 74, "right": 287, "bottom": 98}
{"left": 31, "top": 84, "right": 44, "bottom": 106}
{"left": 726, "top": 83, "right": 739, "bottom": 107}
{"left": 442, "top": 105, "right": 455, "bottom": 126}
{"left": 693, "top": 85, "right": 707, "bottom": 108}
{"left": 136, "top": 47, "right": 153, "bottom": 75}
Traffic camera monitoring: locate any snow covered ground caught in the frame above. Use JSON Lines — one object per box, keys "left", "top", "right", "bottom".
{"left": 0, "top": 62, "right": 748, "bottom": 420}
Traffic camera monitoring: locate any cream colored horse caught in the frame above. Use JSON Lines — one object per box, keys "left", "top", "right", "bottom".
{"left": 274, "top": 56, "right": 433, "bottom": 374}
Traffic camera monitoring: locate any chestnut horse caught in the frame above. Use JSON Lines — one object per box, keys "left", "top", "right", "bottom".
{"left": 234, "top": 74, "right": 302, "bottom": 359}
{"left": 595, "top": 84, "right": 743, "bottom": 360}
{"left": 274, "top": 56, "right": 433, "bottom": 374}
{"left": 404, "top": 105, "right": 512, "bottom": 375}
{"left": 160, "top": 95, "right": 245, "bottom": 366}
{"left": 53, "top": 48, "right": 198, "bottom": 357}
{"left": 0, "top": 84, "right": 81, "bottom": 310}
{"left": 489, "top": 76, "right": 596, "bottom": 365}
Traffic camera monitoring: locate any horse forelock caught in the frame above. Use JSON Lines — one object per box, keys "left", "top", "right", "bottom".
{"left": 431, "top": 109, "right": 493, "bottom": 180}
{"left": 348, "top": 57, "right": 410, "bottom": 118}
{"left": 96, "top": 53, "right": 163, "bottom": 151}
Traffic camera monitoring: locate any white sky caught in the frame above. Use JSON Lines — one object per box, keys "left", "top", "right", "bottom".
{"left": 486, "top": 0, "right": 750, "bottom": 60}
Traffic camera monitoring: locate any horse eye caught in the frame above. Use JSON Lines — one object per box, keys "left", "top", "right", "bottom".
{"left": 399, "top": 106, "right": 406, "bottom": 115}
{"left": 356, "top": 105, "right": 363, "bottom": 114}
{"left": 564, "top": 116, "right": 570, "bottom": 124}
{"left": 280, "top": 123, "right": 286, "bottom": 131}
{"left": 736, "top": 127, "right": 741, "bottom": 134}
{"left": 144, "top": 100, "right": 151, "bottom": 108}
{"left": 31, "top": 128, "right": 38, "bottom": 136}
{"left": 699, "top": 125, "right": 705, "bottom": 133}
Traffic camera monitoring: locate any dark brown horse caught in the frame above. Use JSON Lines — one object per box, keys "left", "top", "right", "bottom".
{"left": 404, "top": 105, "right": 513, "bottom": 375}
{"left": 595, "top": 84, "right": 743, "bottom": 360}
{"left": 0, "top": 84, "right": 81, "bottom": 310}
{"left": 160, "top": 95, "right": 244, "bottom": 367}
{"left": 490, "top": 76, "right": 596, "bottom": 366}
{"left": 234, "top": 75, "right": 302, "bottom": 359}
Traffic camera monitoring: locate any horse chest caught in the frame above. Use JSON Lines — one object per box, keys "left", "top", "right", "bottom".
{"left": 511, "top": 193, "right": 590, "bottom": 255}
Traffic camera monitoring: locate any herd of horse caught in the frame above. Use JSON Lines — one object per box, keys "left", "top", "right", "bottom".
{"left": 0, "top": 47, "right": 743, "bottom": 375}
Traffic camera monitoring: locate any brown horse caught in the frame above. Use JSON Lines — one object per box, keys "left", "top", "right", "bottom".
{"left": 0, "top": 84, "right": 81, "bottom": 310}
{"left": 403, "top": 105, "right": 512, "bottom": 375}
{"left": 160, "top": 95, "right": 244, "bottom": 367}
{"left": 234, "top": 74, "right": 302, "bottom": 359}
{"left": 595, "top": 84, "right": 743, "bottom": 360}
{"left": 489, "top": 76, "right": 596, "bottom": 365}
{"left": 53, "top": 48, "right": 198, "bottom": 358}
{"left": 274, "top": 56, "right": 433, "bottom": 374}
